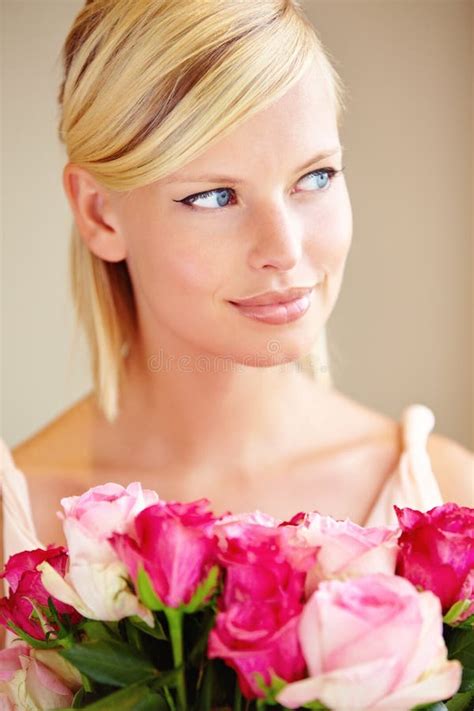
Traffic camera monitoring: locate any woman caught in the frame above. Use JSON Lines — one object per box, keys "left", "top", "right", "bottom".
{"left": 1, "top": 0, "right": 472, "bottom": 633}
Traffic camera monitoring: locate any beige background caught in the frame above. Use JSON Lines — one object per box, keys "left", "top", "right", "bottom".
{"left": 1, "top": 0, "right": 473, "bottom": 450}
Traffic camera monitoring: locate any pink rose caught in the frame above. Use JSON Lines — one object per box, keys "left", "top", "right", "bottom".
{"left": 0, "top": 644, "right": 30, "bottom": 711}
{"left": 0, "top": 694, "right": 13, "bottom": 710}
{"left": 213, "top": 510, "right": 282, "bottom": 541}
{"left": 0, "top": 643, "right": 81, "bottom": 710}
{"left": 0, "top": 644, "right": 30, "bottom": 681}
{"left": 60, "top": 481, "right": 160, "bottom": 561}
{"left": 277, "top": 573, "right": 462, "bottom": 711}
{"left": 292, "top": 512, "right": 399, "bottom": 596}
{"left": 0, "top": 548, "right": 82, "bottom": 640}
{"left": 395, "top": 503, "right": 474, "bottom": 619}
{"left": 208, "top": 522, "right": 318, "bottom": 699}
{"left": 110, "top": 499, "right": 219, "bottom": 608}
{"left": 38, "top": 482, "right": 159, "bottom": 623}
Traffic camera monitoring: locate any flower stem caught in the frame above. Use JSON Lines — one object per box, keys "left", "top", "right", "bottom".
{"left": 233, "top": 679, "right": 242, "bottom": 711}
{"left": 165, "top": 608, "right": 187, "bottom": 710}
{"left": 163, "top": 686, "right": 176, "bottom": 711}
{"left": 81, "top": 673, "right": 93, "bottom": 693}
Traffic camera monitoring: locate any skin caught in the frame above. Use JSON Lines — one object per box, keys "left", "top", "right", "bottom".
{"left": 62, "top": 59, "right": 353, "bottom": 493}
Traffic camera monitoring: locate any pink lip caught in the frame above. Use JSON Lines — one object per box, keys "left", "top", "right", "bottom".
{"left": 230, "top": 286, "right": 313, "bottom": 307}
{"left": 229, "top": 291, "right": 313, "bottom": 325}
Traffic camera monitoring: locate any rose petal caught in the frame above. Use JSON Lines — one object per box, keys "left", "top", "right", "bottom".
{"left": 277, "top": 657, "right": 399, "bottom": 710}
{"left": 38, "top": 561, "right": 95, "bottom": 617}
{"left": 0, "top": 645, "right": 30, "bottom": 681}
{"left": 369, "top": 659, "right": 462, "bottom": 711}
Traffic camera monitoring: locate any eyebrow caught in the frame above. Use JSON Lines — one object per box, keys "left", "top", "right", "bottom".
{"left": 163, "top": 146, "right": 343, "bottom": 184}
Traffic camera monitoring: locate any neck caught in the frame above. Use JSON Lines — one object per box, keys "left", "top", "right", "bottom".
{"left": 97, "top": 338, "right": 325, "bottom": 481}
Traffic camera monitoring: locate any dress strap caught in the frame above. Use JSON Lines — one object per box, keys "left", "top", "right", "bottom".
{"left": 397, "top": 403, "right": 443, "bottom": 510}
{"left": 401, "top": 403, "right": 436, "bottom": 450}
{"left": 0, "top": 437, "right": 44, "bottom": 561}
{"left": 1, "top": 439, "right": 44, "bottom": 648}
{"left": 363, "top": 404, "right": 443, "bottom": 528}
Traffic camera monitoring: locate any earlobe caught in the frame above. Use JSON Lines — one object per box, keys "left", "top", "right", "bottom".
{"left": 62, "top": 163, "right": 127, "bottom": 263}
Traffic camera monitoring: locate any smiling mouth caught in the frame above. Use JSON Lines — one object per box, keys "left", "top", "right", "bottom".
{"left": 228, "top": 291, "right": 314, "bottom": 325}
{"left": 229, "top": 285, "right": 318, "bottom": 307}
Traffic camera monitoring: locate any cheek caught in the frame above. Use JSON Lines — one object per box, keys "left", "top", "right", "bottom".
{"left": 310, "top": 186, "right": 353, "bottom": 268}
{"left": 171, "top": 253, "right": 216, "bottom": 300}
{"left": 133, "top": 225, "right": 224, "bottom": 304}
{"left": 119, "top": 197, "right": 231, "bottom": 323}
{"left": 169, "top": 239, "right": 226, "bottom": 295}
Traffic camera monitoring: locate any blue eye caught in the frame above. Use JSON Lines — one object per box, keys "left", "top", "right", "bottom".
{"left": 176, "top": 188, "right": 235, "bottom": 210}
{"left": 174, "top": 166, "right": 344, "bottom": 210}
{"left": 300, "top": 169, "right": 334, "bottom": 191}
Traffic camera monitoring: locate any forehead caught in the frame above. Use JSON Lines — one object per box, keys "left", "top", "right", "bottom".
{"left": 166, "top": 61, "right": 340, "bottom": 180}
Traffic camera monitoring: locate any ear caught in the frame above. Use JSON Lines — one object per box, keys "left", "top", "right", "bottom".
{"left": 62, "top": 163, "right": 127, "bottom": 263}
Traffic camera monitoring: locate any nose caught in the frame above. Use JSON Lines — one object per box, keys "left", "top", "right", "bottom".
{"left": 247, "top": 200, "right": 304, "bottom": 271}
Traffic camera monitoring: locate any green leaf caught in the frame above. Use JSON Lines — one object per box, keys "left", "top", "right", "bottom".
{"left": 137, "top": 564, "right": 221, "bottom": 617}
{"left": 128, "top": 614, "right": 167, "bottom": 641}
{"left": 254, "top": 673, "right": 291, "bottom": 706}
{"left": 5, "top": 620, "right": 57, "bottom": 649}
{"left": 80, "top": 620, "right": 121, "bottom": 642}
{"left": 60, "top": 640, "right": 158, "bottom": 687}
{"left": 147, "top": 667, "right": 181, "bottom": 691}
{"left": 196, "top": 661, "right": 214, "bottom": 711}
{"left": 446, "top": 627, "right": 474, "bottom": 669}
{"left": 457, "top": 614, "right": 474, "bottom": 631}
{"left": 444, "top": 601, "right": 474, "bottom": 626}
{"left": 55, "top": 687, "right": 170, "bottom": 711}
{"left": 181, "top": 565, "right": 220, "bottom": 614}
{"left": 137, "top": 567, "right": 167, "bottom": 611}
{"left": 459, "top": 667, "right": 474, "bottom": 693}
{"left": 446, "top": 691, "right": 474, "bottom": 711}
{"left": 47, "top": 596, "right": 72, "bottom": 635}
{"left": 411, "top": 703, "right": 448, "bottom": 711}
{"left": 162, "top": 686, "right": 176, "bottom": 710}
{"left": 188, "top": 607, "right": 217, "bottom": 666}
{"left": 71, "top": 687, "right": 87, "bottom": 707}
{"left": 124, "top": 618, "right": 145, "bottom": 652}
{"left": 25, "top": 596, "right": 55, "bottom": 637}
{"left": 78, "top": 681, "right": 162, "bottom": 710}
{"left": 134, "top": 693, "right": 169, "bottom": 711}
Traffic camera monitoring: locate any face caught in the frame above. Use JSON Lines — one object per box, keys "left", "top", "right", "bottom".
{"left": 110, "top": 59, "right": 353, "bottom": 369}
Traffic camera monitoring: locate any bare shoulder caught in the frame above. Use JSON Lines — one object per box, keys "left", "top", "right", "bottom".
{"left": 290, "top": 387, "right": 405, "bottom": 524}
{"left": 427, "top": 432, "right": 474, "bottom": 507}
{"left": 11, "top": 392, "right": 96, "bottom": 470}
{"left": 322, "top": 387, "right": 399, "bottom": 443}
{"left": 344, "top": 395, "right": 474, "bottom": 509}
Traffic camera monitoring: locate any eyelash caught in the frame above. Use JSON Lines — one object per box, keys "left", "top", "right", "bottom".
{"left": 174, "top": 166, "right": 345, "bottom": 210}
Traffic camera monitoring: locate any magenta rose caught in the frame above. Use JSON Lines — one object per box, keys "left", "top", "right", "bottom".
{"left": 208, "top": 521, "right": 318, "bottom": 699}
{"left": 0, "top": 547, "right": 82, "bottom": 640}
{"left": 110, "top": 499, "right": 219, "bottom": 608}
{"left": 277, "top": 574, "right": 462, "bottom": 711}
{"left": 395, "top": 503, "right": 474, "bottom": 619}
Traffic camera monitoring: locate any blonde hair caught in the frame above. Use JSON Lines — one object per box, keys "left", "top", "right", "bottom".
{"left": 59, "top": 0, "right": 346, "bottom": 423}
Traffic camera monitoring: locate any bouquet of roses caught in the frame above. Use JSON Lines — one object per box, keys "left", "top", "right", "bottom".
{"left": 0, "top": 482, "right": 472, "bottom": 711}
